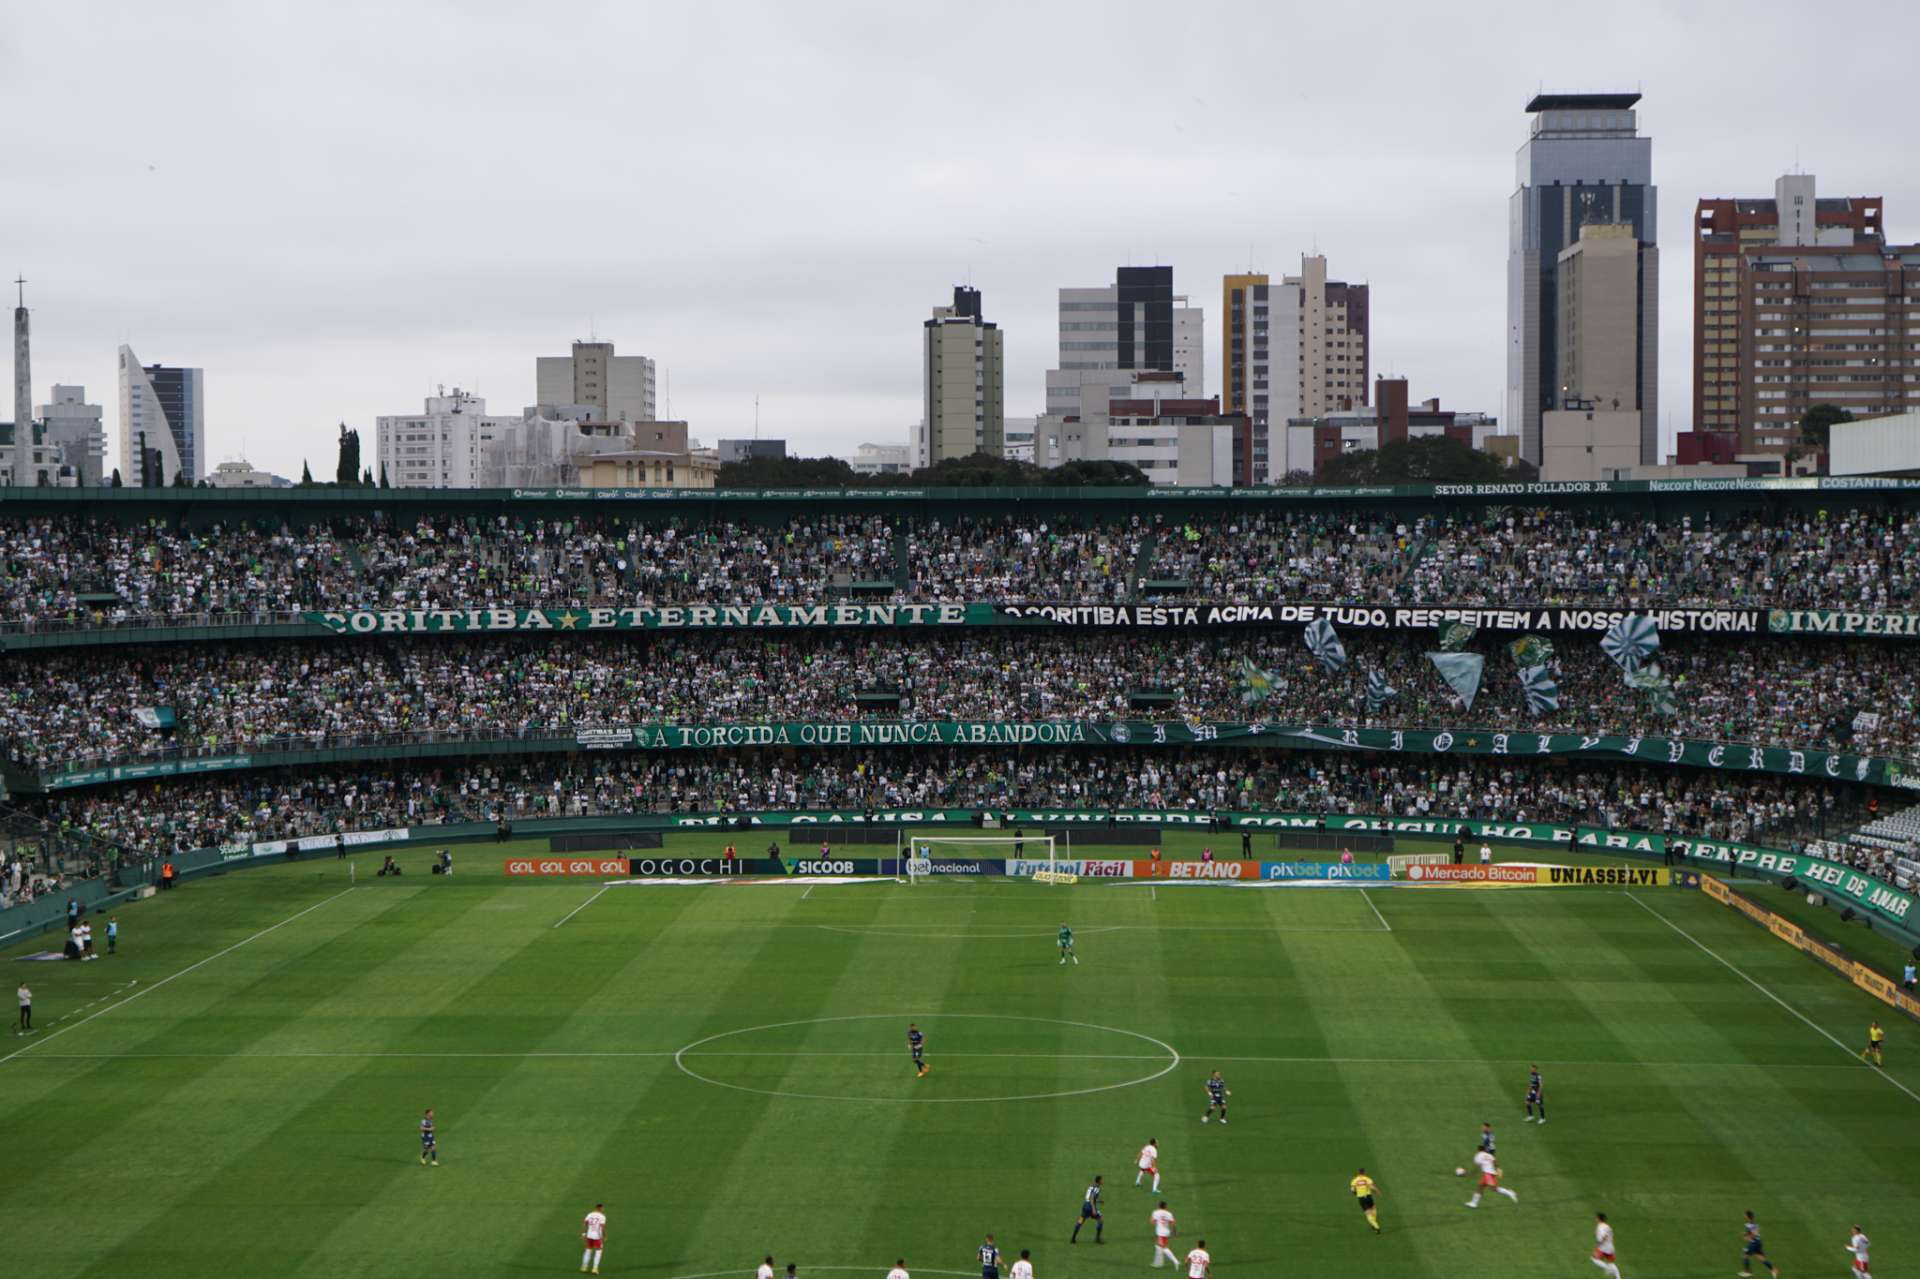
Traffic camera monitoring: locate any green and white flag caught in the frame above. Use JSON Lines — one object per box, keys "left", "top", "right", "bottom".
{"left": 1364, "top": 668, "right": 1398, "bottom": 713}
{"left": 1508, "top": 635, "right": 1555, "bottom": 667}
{"left": 1517, "top": 664, "right": 1560, "bottom": 714}
{"left": 1304, "top": 617, "right": 1349, "bottom": 674}
{"left": 1427, "top": 651, "right": 1486, "bottom": 711}
{"left": 132, "top": 707, "right": 177, "bottom": 730}
{"left": 1623, "top": 662, "right": 1679, "bottom": 717}
{"left": 1437, "top": 622, "right": 1479, "bottom": 652}
{"left": 1237, "top": 655, "right": 1278, "bottom": 705}
{"left": 1601, "top": 613, "right": 1660, "bottom": 672}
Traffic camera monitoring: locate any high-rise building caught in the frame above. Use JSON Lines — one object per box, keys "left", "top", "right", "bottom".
{"left": 1048, "top": 266, "right": 1205, "bottom": 422}
{"left": 922, "top": 286, "right": 1004, "bottom": 462}
{"left": 1034, "top": 370, "right": 1247, "bottom": 485}
{"left": 117, "top": 346, "right": 205, "bottom": 484}
{"left": 1541, "top": 225, "right": 1651, "bottom": 481}
{"left": 1694, "top": 175, "right": 1902, "bottom": 453}
{"left": 1220, "top": 256, "right": 1369, "bottom": 482}
{"left": 12, "top": 281, "right": 29, "bottom": 485}
{"left": 535, "top": 340, "right": 656, "bottom": 422}
{"left": 1506, "top": 92, "right": 1657, "bottom": 466}
{"left": 40, "top": 385, "right": 105, "bottom": 485}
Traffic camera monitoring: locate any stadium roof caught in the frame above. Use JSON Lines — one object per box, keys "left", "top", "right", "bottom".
{"left": 1525, "top": 92, "right": 1641, "bottom": 112}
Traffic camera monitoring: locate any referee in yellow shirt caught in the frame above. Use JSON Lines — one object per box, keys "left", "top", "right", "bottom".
{"left": 1349, "top": 1168, "right": 1380, "bottom": 1234}
{"left": 1863, "top": 1020, "right": 1885, "bottom": 1067}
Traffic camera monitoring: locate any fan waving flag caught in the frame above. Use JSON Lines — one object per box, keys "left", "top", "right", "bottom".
{"left": 1437, "top": 622, "right": 1479, "bottom": 652}
{"left": 1427, "top": 651, "right": 1486, "bottom": 711}
{"left": 1364, "top": 668, "right": 1398, "bottom": 713}
{"left": 1517, "top": 664, "right": 1560, "bottom": 714}
{"left": 1237, "top": 655, "right": 1277, "bottom": 705}
{"left": 1304, "top": 617, "right": 1349, "bottom": 673}
{"left": 1623, "top": 662, "right": 1680, "bottom": 717}
{"left": 1600, "top": 613, "right": 1660, "bottom": 672}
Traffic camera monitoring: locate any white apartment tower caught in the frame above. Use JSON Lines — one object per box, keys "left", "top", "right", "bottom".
{"left": 41, "top": 385, "right": 106, "bottom": 485}
{"left": 1047, "top": 265, "right": 1205, "bottom": 421}
{"left": 375, "top": 388, "right": 524, "bottom": 488}
{"left": 923, "top": 286, "right": 1005, "bottom": 462}
{"left": 535, "top": 341, "right": 657, "bottom": 422}
{"left": 117, "top": 346, "right": 205, "bottom": 485}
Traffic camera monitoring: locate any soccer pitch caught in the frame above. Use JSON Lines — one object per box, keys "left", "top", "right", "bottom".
{"left": 5, "top": 849, "right": 1917, "bottom": 1279}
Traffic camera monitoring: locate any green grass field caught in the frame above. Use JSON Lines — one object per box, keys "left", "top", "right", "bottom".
{"left": 5, "top": 842, "right": 1917, "bottom": 1279}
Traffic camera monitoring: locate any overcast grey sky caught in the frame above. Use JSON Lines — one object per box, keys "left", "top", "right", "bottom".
{"left": 7, "top": 0, "right": 1919, "bottom": 480}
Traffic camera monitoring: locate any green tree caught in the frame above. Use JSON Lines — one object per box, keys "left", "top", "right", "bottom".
{"left": 335, "top": 424, "right": 361, "bottom": 485}
{"left": 109, "top": 468, "right": 123, "bottom": 488}
{"left": 1799, "top": 404, "right": 1853, "bottom": 450}
{"left": 300, "top": 460, "right": 314, "bottom": 486}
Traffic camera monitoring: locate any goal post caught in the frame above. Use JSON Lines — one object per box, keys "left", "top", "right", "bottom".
{"left": 904, "top": 834, "right": 1057, "bottom": 883}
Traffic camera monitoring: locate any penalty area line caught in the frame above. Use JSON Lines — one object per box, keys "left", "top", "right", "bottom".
{"left": 0, "top": 887, "right": 357, "bottom": 1067}
{"left": 552, "top": 885, "right": 610, "bottom": 929}
{"left": 1625, "top": 891, "right": 1920, "bottom": 1106}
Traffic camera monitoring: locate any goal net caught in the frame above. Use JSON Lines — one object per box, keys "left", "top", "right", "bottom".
{"left": 905, "top": 835, "right": 1057, "bottom": 883}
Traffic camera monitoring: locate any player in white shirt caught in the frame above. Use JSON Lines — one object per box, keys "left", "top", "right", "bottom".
{"left": 1590, "top": 1212, "right": 1620, "bottom": 1279}
{"left": 1150, "top": 1202, "right": 1179, "bottom": 1267}
{"left": 1479, "top": 843, "right": 1493, "bottom": 866}
{"left": 1847, "top": 1226, "right": 1871, "bottom": 1278}
{"left": 1464, "top": 1148, "right": 1517, "bottom": 1207}
{"left": 1184, "top": 1240, "right": 1210, "bottom": 1279}
{"left": 760, "top": 1256, "right": 777, "bottom": 1279}
{"left": 1135, "top": 1138, "right": 1161, "bottom": 1192}
{"left": 1009, "top": 1248, "right": 1034, "bottom": 1279}
{"left": 579, "top": 1204, "right": 607, "bottom": 1275}
{"left": 888, "top": 1259, "right": 911, "bottom": 1279}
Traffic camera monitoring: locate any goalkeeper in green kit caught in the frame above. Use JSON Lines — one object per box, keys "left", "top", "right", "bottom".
{"left": 1059, "top": 922, "right": 1078, "bottom": 966}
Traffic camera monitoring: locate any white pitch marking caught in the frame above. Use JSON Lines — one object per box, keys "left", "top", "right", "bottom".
{"left": 0, "top": 888, "right": 356, "bottom": 1067}
{"left": 551, "top": 885, "right": 610, "bottom": 929}
{"left": 1625, "top": 892, "right": 1920, "bottom": 1106}
{"left": 802, "top": 884, "right": 814, "bottom": 901}
{"left": 1359, "top": 888, "right": 1392, "bottom": 932}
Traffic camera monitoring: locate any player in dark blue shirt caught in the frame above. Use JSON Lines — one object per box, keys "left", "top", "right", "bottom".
{"left": 1479, "top": 1122, "right": 1496, "bottom": 1154}
{"left": 1524, "top": 1066, "right": 1545, "bottom": 1123}
{"left": 418, "top": 1108, "right": 438, "bottom": 1167}
{"left": 1070, "top": 1174, "right": 1104, "bottom": 1244}
{"left": 1739, "top": 1211, "right": 1778, "bottom": 1277}
{"left": 1202, "top": 1071, "right": 1230, "bottom": 1124}
{"left": 908, "top": 1023, "right": 928, "bottom": 1078}
{"left": 978, "top": 1235, "right": 1002, "bottom": 1279}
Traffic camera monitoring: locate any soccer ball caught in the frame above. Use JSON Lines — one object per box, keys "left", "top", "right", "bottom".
{"left": 1454, "top": 1167, "right": 1466, "bottom": 1177}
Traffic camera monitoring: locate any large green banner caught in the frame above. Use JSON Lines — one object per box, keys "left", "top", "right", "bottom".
{"left": 1766, "top": 608, "right": 1920, "bottom": 638}
{"left": 1672, "top": 836, "right": 1916, "bottom": 928}
{"left": 39, "top": 722, "right": 1909, "bottom": 790}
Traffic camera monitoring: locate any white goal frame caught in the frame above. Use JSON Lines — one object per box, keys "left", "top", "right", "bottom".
{"left": 904, "top": 834, "right": 1057, "bottom": 883}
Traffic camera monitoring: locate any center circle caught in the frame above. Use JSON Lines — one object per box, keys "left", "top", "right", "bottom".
{"left": 673, "top": 1013, "right": 1180, "bottom": 1104}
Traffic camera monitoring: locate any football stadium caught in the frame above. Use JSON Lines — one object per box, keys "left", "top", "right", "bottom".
{"left": 3, "top": 482, "right": 1918, "bottom": 1279}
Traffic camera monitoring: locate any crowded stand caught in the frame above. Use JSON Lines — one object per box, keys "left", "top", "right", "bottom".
{"left": 3, "top": 506, "right": 1918, "bottom": 624}
{"left": 38, "top": 751, "right": 1870, "bottom": 861}
{"left": 1, "top": 632, "right": 1913, "bottom": 772}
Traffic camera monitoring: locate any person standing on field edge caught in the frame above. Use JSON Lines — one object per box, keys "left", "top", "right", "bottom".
{"left": 108, "top": 916, "right": 118, "bottom": 955}
{"left": 1453, "top": 830, "right": 1465, "bottom": 864}
{"left": 16, "top": 982, "right": 31, "bottom": 1032}
{"left": 1240, "top": 829, "right": 1252, "bottom": 856}
{"left": 1015, "top": 828, "right": 1025, "bottom": 856}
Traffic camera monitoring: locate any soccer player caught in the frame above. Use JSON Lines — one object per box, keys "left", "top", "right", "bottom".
{"left": 1479, "top": 1122, "right": 1496, "bottom": 1154}
{"left": 1464, "top": 1147, "right": 1516, "bottom": 1207}
{"left": 979, "top": 1235, "right": 1001, "bottom": 1279}
{"left": 760, "top": 1258, "right": 777, "bottom": 1279}
{"left": 1150, "top": 1202, "right": 1178, "bottom": 1266}
{"left": 419, "top": 1108, "right": 439, "bottom": 1167}
{"left": 1009, "top": 1248, "right": 1033, "bottom": 1279}
{"left": 1862, "top": 1020, "right": 1885, "bottom": 1067}
{"left": 1739, "top": 1210, "right": 1778, "bottom": 1278}
{"left": 579, "top": 1204, "right": 607, "bottom": 1274}
{"left": 1071, "top": 1175, "right": 1104, "bottom": 1243}
{"left": 1524, "top": 1065, "right": 1546, "bottom": 1123}
{"left": 1135, "top": 1138, "right": 1161, "bottom": 1191}
{"left": 1591, "top": 1212, "right": 1620, "bottom": 1279}
{"left": 1349, "top": 1167, "right": 1380, "bottom": 1234}
{"left": 1059, "top": 922, "right": 1077, "bottom": 966}
{"left": 909, "top": 1023, "right": 928, "bottom": 1077}
{"left": 1847, "top": 1225, "right": 1871, "bottom": 1279}
{"left": 1202, "top": 1072, "right": 1230, "bottom": 1124}
{"left": 1184, "top": 1239, "right": 1210, "bottom": 1279}
{"left": 889, "top": 1260, "right": 910, "bottom": 1279}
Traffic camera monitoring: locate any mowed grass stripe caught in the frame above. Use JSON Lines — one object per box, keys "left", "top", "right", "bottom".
{"left": 61, "top": 880, "right": 663, "bottom": 1279}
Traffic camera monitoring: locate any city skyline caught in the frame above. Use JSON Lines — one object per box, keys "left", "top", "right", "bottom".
{"left": 7, "top": 2, "right": 1919, "bottom": 482}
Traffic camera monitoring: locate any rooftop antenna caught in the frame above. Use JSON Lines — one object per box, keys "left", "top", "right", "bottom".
{"left": 13, "top": 274, "right": 22, "bottom": 307}
{"left": 754, "top": 393, "right": 760, "bottom": 441}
